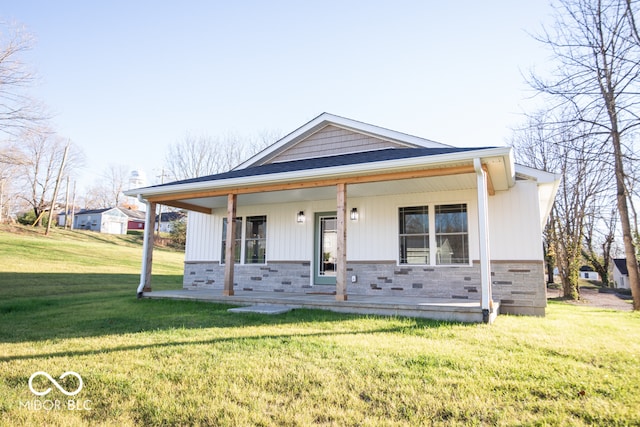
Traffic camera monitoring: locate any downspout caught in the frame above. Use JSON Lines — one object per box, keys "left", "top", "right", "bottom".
{"left": 474, "top": 158, "right": 493, "bottom": 323}
{"left": 137, "top": 195, "right": 152, "bottom": 297}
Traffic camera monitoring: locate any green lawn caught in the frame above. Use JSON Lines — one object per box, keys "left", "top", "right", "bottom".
{"left": 1, "top": 225, "right": 639, "bottom": 426}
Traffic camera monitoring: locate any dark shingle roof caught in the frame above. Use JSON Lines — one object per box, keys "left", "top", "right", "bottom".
{"left": 613, "top": 259, "right": 629, "bottom": 275}
{"left": 76, "top": 208, "right": 113, "bottom": 215}
{"left": 152, "top": 147, "right": 493, "bottom": 189}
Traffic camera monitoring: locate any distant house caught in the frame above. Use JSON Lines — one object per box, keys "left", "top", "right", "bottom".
{"left": 155, "top": 211, "right": 186, "bottom": 233}
{"left": 612, "top": 258, "right": 634, "bottom": 289}
{"left": 73, "top": 208, "right": 128, "bottom": 235}
{"left": 121, "top": 208, "right": 146, "bottom": 231}
{"left": 579, "top": 265, "right": 600, "bottom": 281}
{"left": 57, "top": 210, "right": 73, "bottom": 227}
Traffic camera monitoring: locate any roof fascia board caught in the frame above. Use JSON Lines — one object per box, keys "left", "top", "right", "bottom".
{"left": 514, "top": 164, "right": 561, "bottom": 183}
{"left": 126, "top": 147, "right": 511, "bottom": 199}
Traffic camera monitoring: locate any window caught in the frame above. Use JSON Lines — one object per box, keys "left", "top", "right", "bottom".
{"left": 399, "top": 206, "right": 429, "bottom": 264}
{"left": 221, "top": 217, "right": 242, "bottom": 264}
{"left": 221, "top": 216, "right": 267, "bottom": 264}
{"left": 245, "top": 216, "right": 267, "bottom": 264}
{"left": 435, "top": 204, "right": 468, "bottom": 265}
{"left": 399, "top": 204, "right": 469, "bottom": 265}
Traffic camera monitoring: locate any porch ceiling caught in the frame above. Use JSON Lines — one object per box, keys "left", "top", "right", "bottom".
{"left": 177, "top": 173, "right": 478, "bottom": 210}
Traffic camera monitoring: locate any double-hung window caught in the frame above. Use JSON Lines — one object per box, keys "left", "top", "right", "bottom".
{"left": 245, "top": 215, "right": 266, "bottom": 264}
{"left": 221, "top": 217, "right": 242, "bottom": 264}
{"left": 399, "top": 206, "right": 429, "bottom": 265}
{"left": 399, "top": 203, "right": 468, "bottom": 265}
{"left": 221, "top": 215, "right": 267, "bottom": 264}
{"left": 435, "top": 204, "right": 468, "bottom": 265}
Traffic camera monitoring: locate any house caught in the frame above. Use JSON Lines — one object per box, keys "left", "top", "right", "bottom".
{"left": 611, "top": 258, "right": 635, "bottom": 289}
{"left": 125, "top": 113, "right": 560, "bottom": 320}
{"left": 120, "top": 208, "right": 147, "bottom": 231}
{"left": 579, "top": 265, "right": 600, "bottom": 281}
{"left": 73, "top": 207, "right": 128, "bottom": 234}
{"left": 155, "top": 211, "right": 186, "bottom": 233}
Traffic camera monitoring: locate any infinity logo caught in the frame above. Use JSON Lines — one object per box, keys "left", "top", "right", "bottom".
{"left": 28, "top": 371, "right": 84, "bottom": 396}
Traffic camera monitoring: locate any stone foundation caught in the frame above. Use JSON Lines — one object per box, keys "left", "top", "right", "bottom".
{"left": 183, "top": 259, "right": 546, "bottom": 316}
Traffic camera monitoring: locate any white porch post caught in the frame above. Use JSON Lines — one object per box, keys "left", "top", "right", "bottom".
{"left": 336, "top": 183, "right": 348, "bottom": 301}
{"left": 474, "top": 159, "right": 493, "bottom": 322}
{"left": 137, "top": 200, "right": 157, "bottom": 297}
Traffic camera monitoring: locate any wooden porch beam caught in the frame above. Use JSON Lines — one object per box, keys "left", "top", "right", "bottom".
{"left": 157, "top": 200, "right": 212, "bottom": 214}
{"left": 145, "top": 164, "right": 477, "bottom": 204}
{"left": 335, "top": 183, "right": 348, "bottom": 301}
{"left": 482, "top": 165, "right": 495, "bottom": 196}
{"left": 223, "top": 194, "right": 237, "bottom": 296}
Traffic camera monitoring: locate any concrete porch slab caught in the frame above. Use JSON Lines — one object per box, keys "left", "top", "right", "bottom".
{"left": 141, "top": 289, "right": 499, "bottom": 323}
{"left": 228, "top": 305, "right": 294, "bottom": 315}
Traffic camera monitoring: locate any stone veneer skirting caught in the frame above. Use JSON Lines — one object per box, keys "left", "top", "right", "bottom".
{"left": 183, "top": 260, "right": 546, "bottom": 316}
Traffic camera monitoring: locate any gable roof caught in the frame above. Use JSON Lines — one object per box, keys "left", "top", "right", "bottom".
{"left": 75, "top": 208, "right": 114, "bottom": 215}
{"left": 120, "top": 208, "right": 146, "bottom": 220}
{"left": 235, "top": 112, "right": 451, "bottom": 169}
{"left": 613, "top": 258, "right": 629, "bottom": 275}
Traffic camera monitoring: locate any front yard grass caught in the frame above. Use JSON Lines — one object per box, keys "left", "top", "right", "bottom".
{"left": 0, "top": 225, "right": 639, "bottom": 426}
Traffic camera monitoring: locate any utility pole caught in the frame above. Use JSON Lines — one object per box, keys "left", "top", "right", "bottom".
{"left": 70, "top": 180, "right": 76, "bottom": 230}
{"left": 0, "top": 178, "right": 4, "bottom": 224}
{"left": 45, "top": 141, "right": 70, "bottom": 236}
{"left": 63, "top": 176, "right": 70, "bottom": 229}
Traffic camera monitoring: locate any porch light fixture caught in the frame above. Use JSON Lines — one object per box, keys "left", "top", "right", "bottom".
{"left": 297, "top": 211, "right": 305, "bottom": 223}
{"left": 350, "top": 207, "right": 359, "bottom": 221}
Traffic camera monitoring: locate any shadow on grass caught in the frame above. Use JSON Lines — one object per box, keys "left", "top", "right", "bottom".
{"left": 0, "top": 326, "right": 418, "bottom": 362}
{"left": 0, "top": 273, "right": 468, "bottom": 345}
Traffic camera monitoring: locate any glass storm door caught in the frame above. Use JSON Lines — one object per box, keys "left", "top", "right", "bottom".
{"left": 314, "top": 212, "right": 337, "bottom": 285}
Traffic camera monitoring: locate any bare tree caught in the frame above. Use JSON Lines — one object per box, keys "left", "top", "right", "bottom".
{"left": 530, "top": 0, "right": 640, "bottom": 309}
{"left": 512, "top": 111, "right": 609, "bottom": 299}
{"left": 0, "top": 142, "right": 24, "bottom": 222}
{"left": 164, "top": 130, "right": 282, "bottom": 181}
{"left": 0, "top": 21, "right": 46, "bottom": 136}
{"left": 582, "top": 206, "right": 617, "bottom": 285}
{"left": 12, "top": 128, "right": 83, "bottom": 225}
{"left": 83, "top": 164, "right": 130, "bottom": 209}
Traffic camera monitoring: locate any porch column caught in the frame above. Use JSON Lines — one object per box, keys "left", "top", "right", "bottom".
{"left": 223, "top": 193, "right": 237, "bottom": 296}
{"left": 474, "top": 159, "right": 493, "bottom": 322}
{"left": 137, "top": 200, "right": 157, "bottom": 297}
{"left": 336, "top": 183, "right": 348, "bottom": 301}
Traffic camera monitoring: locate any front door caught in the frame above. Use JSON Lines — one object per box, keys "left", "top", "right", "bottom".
{"left": 314, "top": 212, "right": 337, "bottom": 285}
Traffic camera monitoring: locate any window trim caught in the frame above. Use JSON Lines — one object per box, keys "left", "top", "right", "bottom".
{"left": 398, "top": 202, "right": 470, "bottom": 267}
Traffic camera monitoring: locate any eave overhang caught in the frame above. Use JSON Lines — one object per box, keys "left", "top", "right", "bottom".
{"left": 124, "top": 147, "right": 514, "bottom": 214}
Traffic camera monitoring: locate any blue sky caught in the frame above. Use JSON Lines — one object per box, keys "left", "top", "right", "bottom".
{"left": 3, "top": 1, "right": 554, "bottom": 188}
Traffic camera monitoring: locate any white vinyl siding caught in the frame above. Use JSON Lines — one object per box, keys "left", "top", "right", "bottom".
{"left": 185, "top": 184, "right": 545, "bottom": 265}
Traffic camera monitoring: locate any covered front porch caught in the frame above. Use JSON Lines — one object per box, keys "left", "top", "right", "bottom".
{"left": 139, "top": 288, "right": 500, "bottom": 323}
{"left": 130, "top": 149, "right": 511, "bottom": 324}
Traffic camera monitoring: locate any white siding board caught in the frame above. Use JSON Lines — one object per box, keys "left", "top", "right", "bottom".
{"left": 185, "top": 212, "right": 218, "bottom": 261}
{"left": 488, "top": 181, "right": 543, "bottom": 260}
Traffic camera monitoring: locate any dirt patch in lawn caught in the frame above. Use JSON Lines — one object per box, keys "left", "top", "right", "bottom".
{"left": 547, "top": 286, "right": 633, "bottom": 311}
